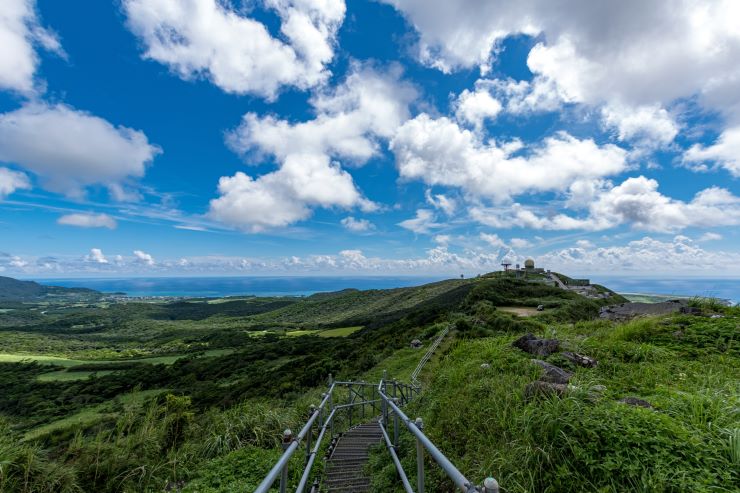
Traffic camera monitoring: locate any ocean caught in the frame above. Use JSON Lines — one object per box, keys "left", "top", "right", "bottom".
{"left": 36, "top": 275, "right": 739, "bottom": 304}
{"left": 588, "top": 276, "right": 739, "bottom": 305}
{"left": 36, "top": 276, "right": 447, "bottom": 298}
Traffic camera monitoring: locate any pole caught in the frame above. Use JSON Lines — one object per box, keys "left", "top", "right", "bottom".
{"left": 305, "top": 406, "right": 315, "bottom": 464}
{"left": 280, "top": 429, "right": 292, "bottom": 493}
{"left": 348, "top": 382, "right": 353, "bottom": 427}
{"left": 393, "top": 398, "right": 399, "bottom": 448}
{"left": 415, "top": 418, "right": 425, "bottom": 493}
{"left": 360, "top": 381, "right": 365, "bottom": 420}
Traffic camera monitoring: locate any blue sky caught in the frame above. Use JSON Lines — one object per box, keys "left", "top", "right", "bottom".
{"left": 0, "top": 0, "right": 739, "bottom": 277}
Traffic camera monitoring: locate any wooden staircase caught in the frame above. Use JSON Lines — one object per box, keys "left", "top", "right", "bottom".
{"left": 324, "top": 422, "right": 383, "bottom": 492}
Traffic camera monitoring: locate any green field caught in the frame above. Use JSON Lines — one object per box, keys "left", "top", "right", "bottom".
{"left": 0, "top": 348, "right": 234, "bottom": 368}
{"left": 317, "top": 326, "right": 363, "bottom": 337}
{"left": 37, "top": 369, "right": 115, "bottom": 382}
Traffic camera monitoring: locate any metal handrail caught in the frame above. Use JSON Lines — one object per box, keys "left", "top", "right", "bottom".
{"left": 254, "top": 386, "right": 334, "bottom": 493}
{"left": 378, "top": 379, "right": 483, "bottom": 493}
{"left": 254, "top": 332, "right": 499, "bottom": 493}
{"left": 410, "top": 327, "right": 449, "bottom": 387}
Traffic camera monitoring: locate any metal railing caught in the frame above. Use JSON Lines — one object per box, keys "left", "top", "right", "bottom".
{"left": 410, "top": 326, "right": 449, "bottom": 387}
{"left": 254, "top": 327, "right": 500, "bottom": 493}
{"left": 254, "top": 375, "right": 415, "bottom": 493}
{"left": 377, "top": 374, "right": 499, "bottom": 493}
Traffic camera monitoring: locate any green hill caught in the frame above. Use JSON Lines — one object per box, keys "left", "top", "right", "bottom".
{"left": 3, "top": 273, "right": 733, "bottom": 493}
{"left": 0, "top": 276, "right": 100, "bottom": 301}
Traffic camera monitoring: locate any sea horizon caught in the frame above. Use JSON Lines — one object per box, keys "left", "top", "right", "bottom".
{"left": 29, "top": 274, "right": 740, "bottom": 304}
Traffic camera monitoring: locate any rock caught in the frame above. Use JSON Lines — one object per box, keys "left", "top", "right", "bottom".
{"left": 536, "top": 304, "right": 545, "bottom": 311}
{"left": 531, "top": 359, "right": 573, "bottom": 384}
{"left": 591, "top": 384, "right": 607, "bottom": 392}
{"left": 561, "top": 351, "right": 598, "bottom": 368}
{"left": 672, "top": 330, "right": 684, "bottom": 339}
{"left": 680, "top": 306, "right": 702, "bottom": 315}
{"left": 618, "top": 397, "right": 653, "bottom": 409}
{"left": 710, "top": 314, "right": 724, "bottom": 319}
{"left": 480, "top": 363, "right": 491, "bottom": 369}
{"left": 524, "top": 381, "right": 568, "bottom": 400}
{"left": 600, "top": 300, "right": 687, "bottom": 321}
{"left": 512, "top": 333, "right": 560, "bottom": 357}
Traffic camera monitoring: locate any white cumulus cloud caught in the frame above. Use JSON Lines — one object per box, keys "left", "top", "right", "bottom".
{"left": 122, "top": 0, "right": 346, "bottom": 98}
{"left": 133, "top": 250, "right": 155, "bottom": 266}
{"left": 85, "top": 248, "right": 108, "bottom": 264}
{"left": 471, "top": 176, "right": 740, "bottom": 232}
{"left": 391, "top": 114, "right": 628, "bottom": 202}
{"left": 398, "top": 209, "right": 441, "bottom": 234}
{"left": 454, "top": 87, "right": 502, "bottom": 129}
{"left": 0, "top": 0, "right": 64, "bottom": 93}
{"left": 211, "top": 65, "right": 415, "bottom": 231}
{"left": 57, "top": 213, "right": 117, "bottom": 229}
{"left": 0, "top": 167, "right": 30, "bottom": 198}
{"left": 341, "top": 216, "right": 374, "bottom": 232}
{"left": 0, "top": 103, "right": 161, "bottom": 198}
{"left": 683, "top": 125, "right": 740, "bottom": 177}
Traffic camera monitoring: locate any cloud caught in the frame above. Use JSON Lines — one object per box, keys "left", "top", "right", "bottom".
{"left": 480, "top": 232, "right": 506, "bottom": 248}
{"left": 471, "top": 176, "right": 740, "bottom": 232}
{"left": 85, "top": 248, "right": 108, "bottom": 264}
{"left": 540, "top": 235, "right": 740, "bottom": 275}
{"left": 57, "top": 213, "right": 117, "bottom": 229}
{"left": 391, "top": 114, "right": 628, "bottom": 202}
{"left": 341, "top": 216, "right": 374, "bottom": 232}
{"left": 683, "top": 125, "right": 740, "bottom": 177}
{"left": 398, "top": 209, "right": 441, "bottom": 234}
{"left": 0, "top": 0, "right": 64, "bottom": 93}
{"left": 510, "top": 238, "right": 533, "bottom": 249}
{"left": 382, "top": 1, "right": 740, "bottom": 119}
{"left": 3, "top": 235, "right": 740, "bottom": 276}
{"left": 133, "top": 250, "right": 155, "bottom": 266}
{"left": 698, "top": 232, "right": 722, "bottom": 242}
{"left": 454, "top": 87, "right": 502, "bottom": 129}
{"left": 174, "top": 224, "right": 208, "bottom": 232}
{"left": 601, "top": 104, "right": 679, "bottom": 147}
{"left": 575, "top": 239, "right": 594, "bottom": 248}
{"left": 0, "top": 167, "right": 30, "bottom": 198}
{"left": 122, "top": 0, "right": 345, "bottom": 98}
{"left": 0, "top": 103, "right": 161, "bottom": 198}
{"left": 425, "top": 190, "right": 456, "bottom": 215}
{"left": 211, "top": 65, "right": 415, "bottom": 231}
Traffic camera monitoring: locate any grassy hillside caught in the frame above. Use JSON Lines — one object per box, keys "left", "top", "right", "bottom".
{"left": 0, "top": 276, "right": 100, "bottom": 301}
{"left": 369, "top": 302, "right": 739, "bottom": 492}
{"left": 0, "top": 274, "right": 654, "bottom": 492}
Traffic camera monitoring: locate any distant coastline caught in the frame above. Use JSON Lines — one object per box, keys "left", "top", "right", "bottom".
{"left": 32, "top": 275, "right": 740, "bottom": 305}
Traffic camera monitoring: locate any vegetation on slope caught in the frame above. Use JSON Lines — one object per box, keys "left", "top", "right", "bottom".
{"left": 370, "top": 302, "right": 739, "bottom": 492}
{"left": 0, "top": 276, "right": 100, "bottom": 301}
{"left": 0, "top": 274, "right": 688, "bottom": 492}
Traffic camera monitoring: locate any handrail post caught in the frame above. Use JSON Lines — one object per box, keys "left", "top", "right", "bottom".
{"left": 305, "top": 405, "right": 315, "bottom": 464}
{"left": 360, "top": 381, "right": 366, "bottom": 420}
{"left": 393, "top": 398, "right": 400, "bottom": 448}
{"left": 280, "top": 429, "right": 292, "bottom": 493}
{"left": 348, "top": 382, "right": 353, "bottom": 427}
{"left": 415, "top": 417, "right": 425, "bottom": 493}
{"left": 483, "top": 477, "right": 500, "bottom": 493}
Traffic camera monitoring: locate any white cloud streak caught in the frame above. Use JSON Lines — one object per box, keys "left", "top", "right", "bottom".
{"left": 58, "top": 213, "right": 117, "bottom": 229}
